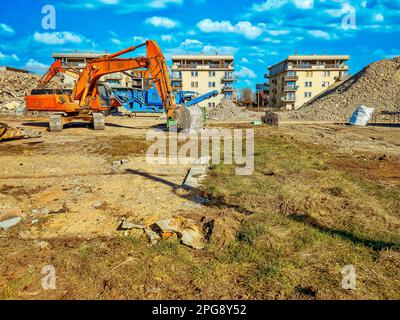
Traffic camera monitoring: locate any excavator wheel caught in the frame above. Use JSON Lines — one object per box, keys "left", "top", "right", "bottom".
{"left": 49, "top": 114, "right": 63, "bottom": 132}
{"left": 92, "top": 113, "right": 105, "bottom": 130}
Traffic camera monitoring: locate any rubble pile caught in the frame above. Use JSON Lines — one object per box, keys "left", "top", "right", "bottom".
{"left": 207, "top": 99, "right": 263, "bottom": 121}
{"left": 0, "top": 70, "right": 70, "bottom": 114}
{"left": 280, "top": 57, "right": 400, "bottom": 122}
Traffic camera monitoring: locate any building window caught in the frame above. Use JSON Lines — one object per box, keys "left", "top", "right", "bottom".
{"left": 323, "top": 71, "right": 330, "bottom": 77}
{"left": 208, "top": 103, "right": 216, "bottom": 108}
{"left": 305, "top": 71, "right": 313, "bottom": 77}
{"left": 322, "top": 81, "right": 330, "bottom": 87}
{"left": 191, "top": 82, "right": 198, "bottom": 88}
{"left": 305, "top": 81, "right": 313, "bottom": 87}
{"left": 208, "top": 82, "right": 216, "bottom": 88}
{"left": 191, "top": 71, "right": 198, "bottom": 77}
{"left": 209, "top": 71, "right": 216, "bottom": 77}
{"left": 304, "top": 92, "right": 312, "bottom": 98}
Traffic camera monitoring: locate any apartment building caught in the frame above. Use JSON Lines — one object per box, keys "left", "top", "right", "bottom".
{"left": 51, "top": 52, "right": 146, "bottom": 89}
{"left": 266, "top": 55, "right": 350, "bottom": 111}
{"left": 171, "top": 54, "right": 237, "bottom": 108}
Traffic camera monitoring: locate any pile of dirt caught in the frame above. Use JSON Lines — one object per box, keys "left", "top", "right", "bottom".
{"left": 280, "top": 57, "right": 400, "bottom": 122}
{"left": 0, "top": 70, "right": 70, "bottom": 114}
{"left": 207, "top": 99, "right": 263, "bottom": 121}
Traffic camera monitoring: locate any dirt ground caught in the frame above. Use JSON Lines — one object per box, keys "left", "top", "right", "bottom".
{"left": 0, "top": 115, "right": 399, "bottom": 299}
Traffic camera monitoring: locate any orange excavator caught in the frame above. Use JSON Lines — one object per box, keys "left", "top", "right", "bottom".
{"left": 26, "top": 40, "right": 179, "bottom": 131}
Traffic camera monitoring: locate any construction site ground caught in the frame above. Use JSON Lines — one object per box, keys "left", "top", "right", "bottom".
{"left": 0, "top": 115, "right": 399, "bottom": 299}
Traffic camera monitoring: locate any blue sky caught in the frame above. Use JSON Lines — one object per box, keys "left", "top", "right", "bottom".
{"left": 0, "top": 0, "right": 399, "bottom": 89}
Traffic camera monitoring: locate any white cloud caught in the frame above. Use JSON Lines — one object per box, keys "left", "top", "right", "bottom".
{"left": 24, "top": 59, "right": 49, "bottom": 73}
{"left": 263, "top": 37, "right": 282, "bottom": 44}
{"left": 236, "top": 66, "right": 257, "bottom": 79}
{"left": 202, "top": 45, "right": 238, "bottom": 54}
{"left": 180, "top": 39, "right": 203, "bottom": 50}
{"left": 252, "top": 0, "right": 313, "bottom": 12}
{"left": 62, "top": 0, "right": 182, "bottom": 13}
{"left": 241, "top": 57, "right": 249, "bottom": 63}
{"left": 308, "top": 30, "right": 331, "bottom": 40}
{"left": 145, "top": 16, "right": 178, "bottom": 28}
{"left": 99, "top": 0, "right": 119, "bottom": 4}
{"left": 197, "top": 19, "right": 263, "bottom": 39}
{"left": 0, "top": 51, "right": 20, "bottom": 61}
{"left": 0, "top": 23, "right": 15, "bottom": 35}
{"left": 266, "top": 29, "right": 290, "bottom": 36}
{"left": 374, "top": 13, "right": 384, "bottom": 22}
{"left": 133, "top": 36, "right": 147, "bottom": 43}
{"left": 292, "top": 0, "right": 313, "bottom": 10}
{"left": 111, "top": 38, "right": 121, "bottom": 45}
{"left": 33, "top": 31, "right": 84, "bottom": 45}
{"left": 149, "top": 0, "right": 182, "bottom": 8}
{"left": 161, "top": 34, "right": 173, "bottom": 42}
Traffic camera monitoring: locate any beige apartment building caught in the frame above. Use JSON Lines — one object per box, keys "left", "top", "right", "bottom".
{"left": 51, "top": 52, "right": 146, "bottom": 89}
{"left": 171, "top": 54, "right": 237, "bottom": 108}
{"left": 267, "top": 55, "right": 350, "bottom": 110}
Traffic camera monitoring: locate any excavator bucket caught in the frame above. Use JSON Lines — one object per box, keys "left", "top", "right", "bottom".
{"left": 0, "top": 123, "right": 25, "bottom": 141}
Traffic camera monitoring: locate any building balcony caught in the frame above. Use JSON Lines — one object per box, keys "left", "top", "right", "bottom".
{"left": 284, "top": 75, "right": 298, "bottom": 81}
{"left": 171, "top": 76, "right": 183, "bottom": 81}
{"left": 172, "top": 63, "right": 234, "bottom": 70}
{"left": 287, "top": 64, "right": 349, "bottom": 70}
{"left": 222, "top": 75, "right": 238, "bottom": 82}
{"left": 284, "top": 85, "right": 298, "bottom": 91}
{"left": 222, "top": 86, "right": 234, "bottom": 92}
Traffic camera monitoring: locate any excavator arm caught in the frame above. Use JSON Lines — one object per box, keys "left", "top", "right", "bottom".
{"left": 38, "top": 59, "right": 79, "bottom": 88}
{"left": 74, "top": 40, "right": 178, "bottom": 118}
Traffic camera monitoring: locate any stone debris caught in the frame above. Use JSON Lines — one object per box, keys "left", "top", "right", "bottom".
{"left": 279, "top": 57, "right": 400, "bottom": 122}
{"left": 111, "top": 159, "right": 129, "bottom": 171}
{"left": 0, "top": 216, "right": 22, "bottom": 230}
{"left": 119, "top": 216, "right": 205, "bottom": 249}
{"left": 207, "top": 99, "right": 263, "bottom": 121}
{"left": 34, "top": 240, "right": 50, "bottom": 249}
{"left": 0, "top": 70, "right": 71, "bottom": 115}
{"left": 151, "top": 216, "right": 205, "bottom": 250}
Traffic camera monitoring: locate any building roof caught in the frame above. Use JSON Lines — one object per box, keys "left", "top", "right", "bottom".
{"left": 172, "top": 54, "right": 234, "bottom": 61}
{"left": 52, "top": 52, "right": 105, "bottom": 59}
{"left": 268, "top": 54, "right": 350, "bottom": 70}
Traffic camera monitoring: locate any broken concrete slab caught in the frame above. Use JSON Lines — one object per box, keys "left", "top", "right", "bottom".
{"left": 0, "top": 216, "right": 22, "bottom": 230}
{"left": 118, "top": 220, "right": 146, "bottom": 231}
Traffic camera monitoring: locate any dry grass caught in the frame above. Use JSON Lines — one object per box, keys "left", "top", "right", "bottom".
{"left": 1, "top": 126, "right": 399, "bottom": 300}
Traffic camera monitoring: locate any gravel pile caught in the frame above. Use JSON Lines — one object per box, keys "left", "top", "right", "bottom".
{"left": 207, "top": 99, "right": 263, "bottom": 121}
{"left": 279, "top": 57, "right": 400, "bottom": 122}
{"left": 0, "top": 70, "right": 70, "bottom": 115}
